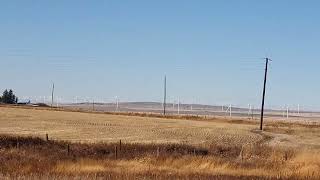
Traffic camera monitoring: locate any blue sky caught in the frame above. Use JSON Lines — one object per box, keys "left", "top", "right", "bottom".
{"left": 1, "top": 1, "right": 320, "bottom": 110}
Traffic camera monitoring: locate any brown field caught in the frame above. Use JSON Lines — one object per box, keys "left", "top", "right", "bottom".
{"left": 0, "top": 106, "right": 320, "bottom": 179}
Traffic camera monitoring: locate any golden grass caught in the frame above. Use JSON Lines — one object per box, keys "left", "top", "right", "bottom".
{"left": 0, "top": 105, "right": 319, "bottom": 179}
{"left": 52, "top": 150, "right": 320, "bottom": 179}
{"left": 0, "top": 106, "right": 319, "bottom": 149}
{"left": 0, "top": 135, "right": 319, "bottom": 179}
{"left": 2, "top": 104, "right": 319, "bottom": 128}
{"left": 0, "top": 106, "right": 263, "bottom": 145}
{"left": 55, "top": 159, "right": 106, "bottom": 173}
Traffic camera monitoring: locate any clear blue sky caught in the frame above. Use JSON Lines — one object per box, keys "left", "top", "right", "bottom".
{"left": 1, "top": 1, "right": 320, "bottom": 110}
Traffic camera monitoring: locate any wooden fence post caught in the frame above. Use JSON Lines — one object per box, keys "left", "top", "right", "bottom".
{"left": 115, "top": 146, "right": 118, "bottom": 159}
{"left": 67, "top": 144, "right": 70, "bottom": 155}
{"left": 46, "top": 134, "right": 49, "bottom": 141}
{"left": 119, "top": 140, "right": 122, "bottom": 152}
{"left": 157, "top": 147, "right": 160, "bottom": 157}
{"left": 16, "top": 140, "right": 19, "bottom": 149}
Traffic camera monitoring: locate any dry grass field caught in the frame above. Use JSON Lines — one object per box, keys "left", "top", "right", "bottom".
{"left": 0, "top": 106, "right": 265, "bottom": 145}
{"left": 0, "top": 106, "right": 320, "bottom": 179}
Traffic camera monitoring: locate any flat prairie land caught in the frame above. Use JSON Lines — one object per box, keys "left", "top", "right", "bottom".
{"left": 0, "top": 106, "right": 320, "bottom": 179}
{"left": 0, "top": 106, "right": 259, "bottom": 144}
{"left": 0, "top": 106, "right": 319, "bottom": 148}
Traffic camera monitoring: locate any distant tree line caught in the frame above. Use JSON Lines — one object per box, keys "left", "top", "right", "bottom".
{"left": 0, "top": 89, "right": 18, "bottom": 104}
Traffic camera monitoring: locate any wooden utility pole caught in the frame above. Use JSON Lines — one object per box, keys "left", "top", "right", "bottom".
{"left": 163, "top": 75, "right": 167, "bottom": 115}
{"left": 260, "top": 58, "right": 271, "bottom": 130}
{"left": 51, "top": 83, "right": 55, "bottom": 108}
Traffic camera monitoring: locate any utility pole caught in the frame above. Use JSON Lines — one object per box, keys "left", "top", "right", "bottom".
{"left": 51, "top": 83, "right": 55, "bottom": 108}
{"left": 251, "top": 105, "right": 254, "bottom": 120}
{"left": 163, "top": 75, "right": 167, "bottom": 115}
{"left": 260, "top": 58, "right": 271, "bottom": 130}
{"left": 117, "top": 98, "right": 119, "bottom": 111}
{"left": 115, "top": 96, "right": 119, "bottom": 111}
{"left": 178, "top": 98, "right": 180, "bottom": 115}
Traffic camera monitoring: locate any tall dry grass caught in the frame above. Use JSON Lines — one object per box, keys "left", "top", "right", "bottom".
{"left": 0, "top": 135, "right": 319, "bottom": 179}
